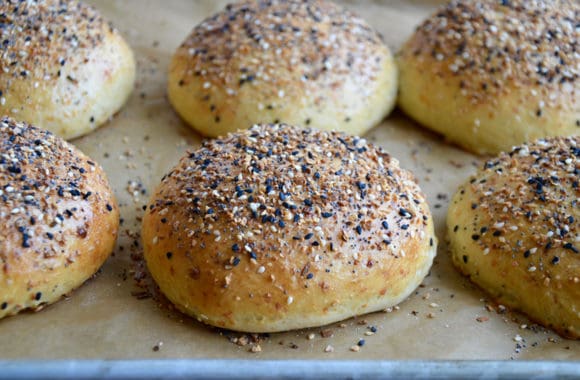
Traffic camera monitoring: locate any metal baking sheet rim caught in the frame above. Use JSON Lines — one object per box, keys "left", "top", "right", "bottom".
{"left": 1, "top": 360, "right": 579, "bottom": 379}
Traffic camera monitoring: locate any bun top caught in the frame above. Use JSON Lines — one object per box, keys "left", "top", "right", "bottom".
{"left": 466, "top": 136, "right": 580, "bottom": 275}
{"left": 0, "top": 116, "right": 115, "bottom": 258}
{"left": 173, "top": 0, "right": 389, "bottom": 103}
{"left": 149, "top": 123, "right": 431, "bottom": 272}
{"left": 402, "top": 0, "right": 579, "bottom": 108}
{"left": 0, "top": 0, "right": 114, "bottom": 91}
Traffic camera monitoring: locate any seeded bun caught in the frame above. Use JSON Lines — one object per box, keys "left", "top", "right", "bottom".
{"left": 0, "top": 117, "right": 119, "bottom": 319}
{"left": 142, "top": 124, "right": 436, "bottom": 333}
{"left": 397, "top": 0, "right": 579, "bottom": 155}
{"left": 167, "top": 0, "right": 397, "bottom": 138}
{"left": 0, "top": 0, "right": 136, "bottom": 140}
{"left": 448, "top": 137, "right": 580, "bottom": 339}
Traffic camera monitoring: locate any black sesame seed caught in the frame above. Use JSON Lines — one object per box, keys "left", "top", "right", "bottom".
{"left": 321, "top": 212, "right": 333, "bottom": 218}
{"left": 166, "top": 252, "right": 173, "bottom": 259}
{"left": 306, "top": 273, "right": 314, "bottom": 279}
{"left": 7, "top": 165, "right": 21, "bottom": 174}
{"left": 356, "top": 225, "right": 362, "bottom": 235}
{"left": 1, "top": 302, "right": 6, "bottom": 310}
{"left": 462, "top": 255, "right": 468, "bottom": 264}
{"left": 34, "top": 292, "right": 42, "bottom": 301}
{"left": 304, "top": 233, "right": 314, "bottom": 240}
{"left": 563, "top": 243, "right": 579, "bottom": 253}
{"left": 551, "top": 256, "right": 560, "bottom": 265}
{"left": 399, "top": 208, "right": 412, "bottom": 218}
{"left": 358, "top": 339, "right": 365, "bottom": 346}
{"left": 471, "top": 234, "right": 480, "bottom": 241}
{"left": 233, "top": 257, "right": 240, "bottom": 266}
{"left": 453, "top": 225, "right": 459, "bottom": 232}
{"left": 106, "top": 204, "right": 113, "bottom": 212}
{"left": 232, "top": 244, "right": 240, "bottom": 252}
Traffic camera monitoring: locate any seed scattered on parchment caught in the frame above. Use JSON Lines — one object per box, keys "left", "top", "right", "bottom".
{"left": 320, "top": 329, "right": 334, "bottom": 338}
{"left": 152, "top": 341, "right": 163, "bottom": 352}
{"left": 307, "top": 333, "right": 315, "bottom": 340}
{"left": 250, "top": 344, "right": 262, "bottom": 353}
{"left": 384, "top": 306, "right": 399, "bottom": 313}
{"left": 324, "top": 345, "right": 334, "bottom": 353}
{"left": 350, "top": 345, "right": 360, "bottom": 352}
{"left": 476, "top": 316, "right": 489, "bottom": 323}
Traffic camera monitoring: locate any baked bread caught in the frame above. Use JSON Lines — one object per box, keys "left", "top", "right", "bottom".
{"left": 0, "top": 0, "right": 136, "bottom": 140}
{"left": 448, "top": 136, "right": 580, "bottom": 339}
{"left": 168, "top": 0, "right": 397, "bottom": 137}
{"left": 397, "top": 0, "right": 579, "bottom": 155}
{"left": 142, "top": 123, "right": 436, "bottom": 332}
{"left": 0, "top": 117, "right": 119, "bottom": 319}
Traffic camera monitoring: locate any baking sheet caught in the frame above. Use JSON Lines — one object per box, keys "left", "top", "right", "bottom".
{"left": 0, "top": 0, "right": 578, "bottom": 361}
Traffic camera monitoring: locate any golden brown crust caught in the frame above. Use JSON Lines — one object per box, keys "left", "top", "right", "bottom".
{"left": 0, "top": 0, "right": 135, "bottom": 139}
{"left": 398, "top": 0, "right": 579, "bottom": 155}
{"left": 168, "top": 0, "right": 397, "bottom": 137}
{"left": 142, "top": 124, "right": 436, "bottom": 332}
{"left": 0, "top": 117, "right": 119, "bottom": 319}
{"left": 448, "top": 136, "right": 580, "bottom": 339}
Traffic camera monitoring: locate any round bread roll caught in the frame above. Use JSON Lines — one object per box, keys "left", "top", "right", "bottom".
{"left": 168, "top": 0, "right": 397, "bottom": 138}
{"left": 448, "top": 136, "right": 580, "bottom": 339}
{"left": 142, "top": 123, "right": 436, "bottom": 332}
{"left": 397, "top": 0, "right": 579, "bottom": 155}
{"left": 0, "top": 117, "right": 119, "bottom": 319}
{"left": 0, "top": 0, "right": 136, "bottom": 140}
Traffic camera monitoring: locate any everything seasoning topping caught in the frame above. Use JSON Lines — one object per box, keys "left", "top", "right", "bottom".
{"left": 404, "top": 0, "right": 579, "bottom": 108}
{"left": 0, "top": 117, "right": 111, "bottom": 277}
{"left": 148, "top": 124, "right": 432, "bottom": 287}
{"left": 174, "top": 0, "right": 387, "bottom": 119}
{"left": 0, "top": 0, "right": 111, "bottom": 102}
{"left": 458, "top": 136, "right": 580, "bottom": 278}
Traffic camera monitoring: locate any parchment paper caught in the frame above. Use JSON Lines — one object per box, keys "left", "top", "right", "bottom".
{"left": 0, "top": 0, "right": 578, "bottom": 360}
